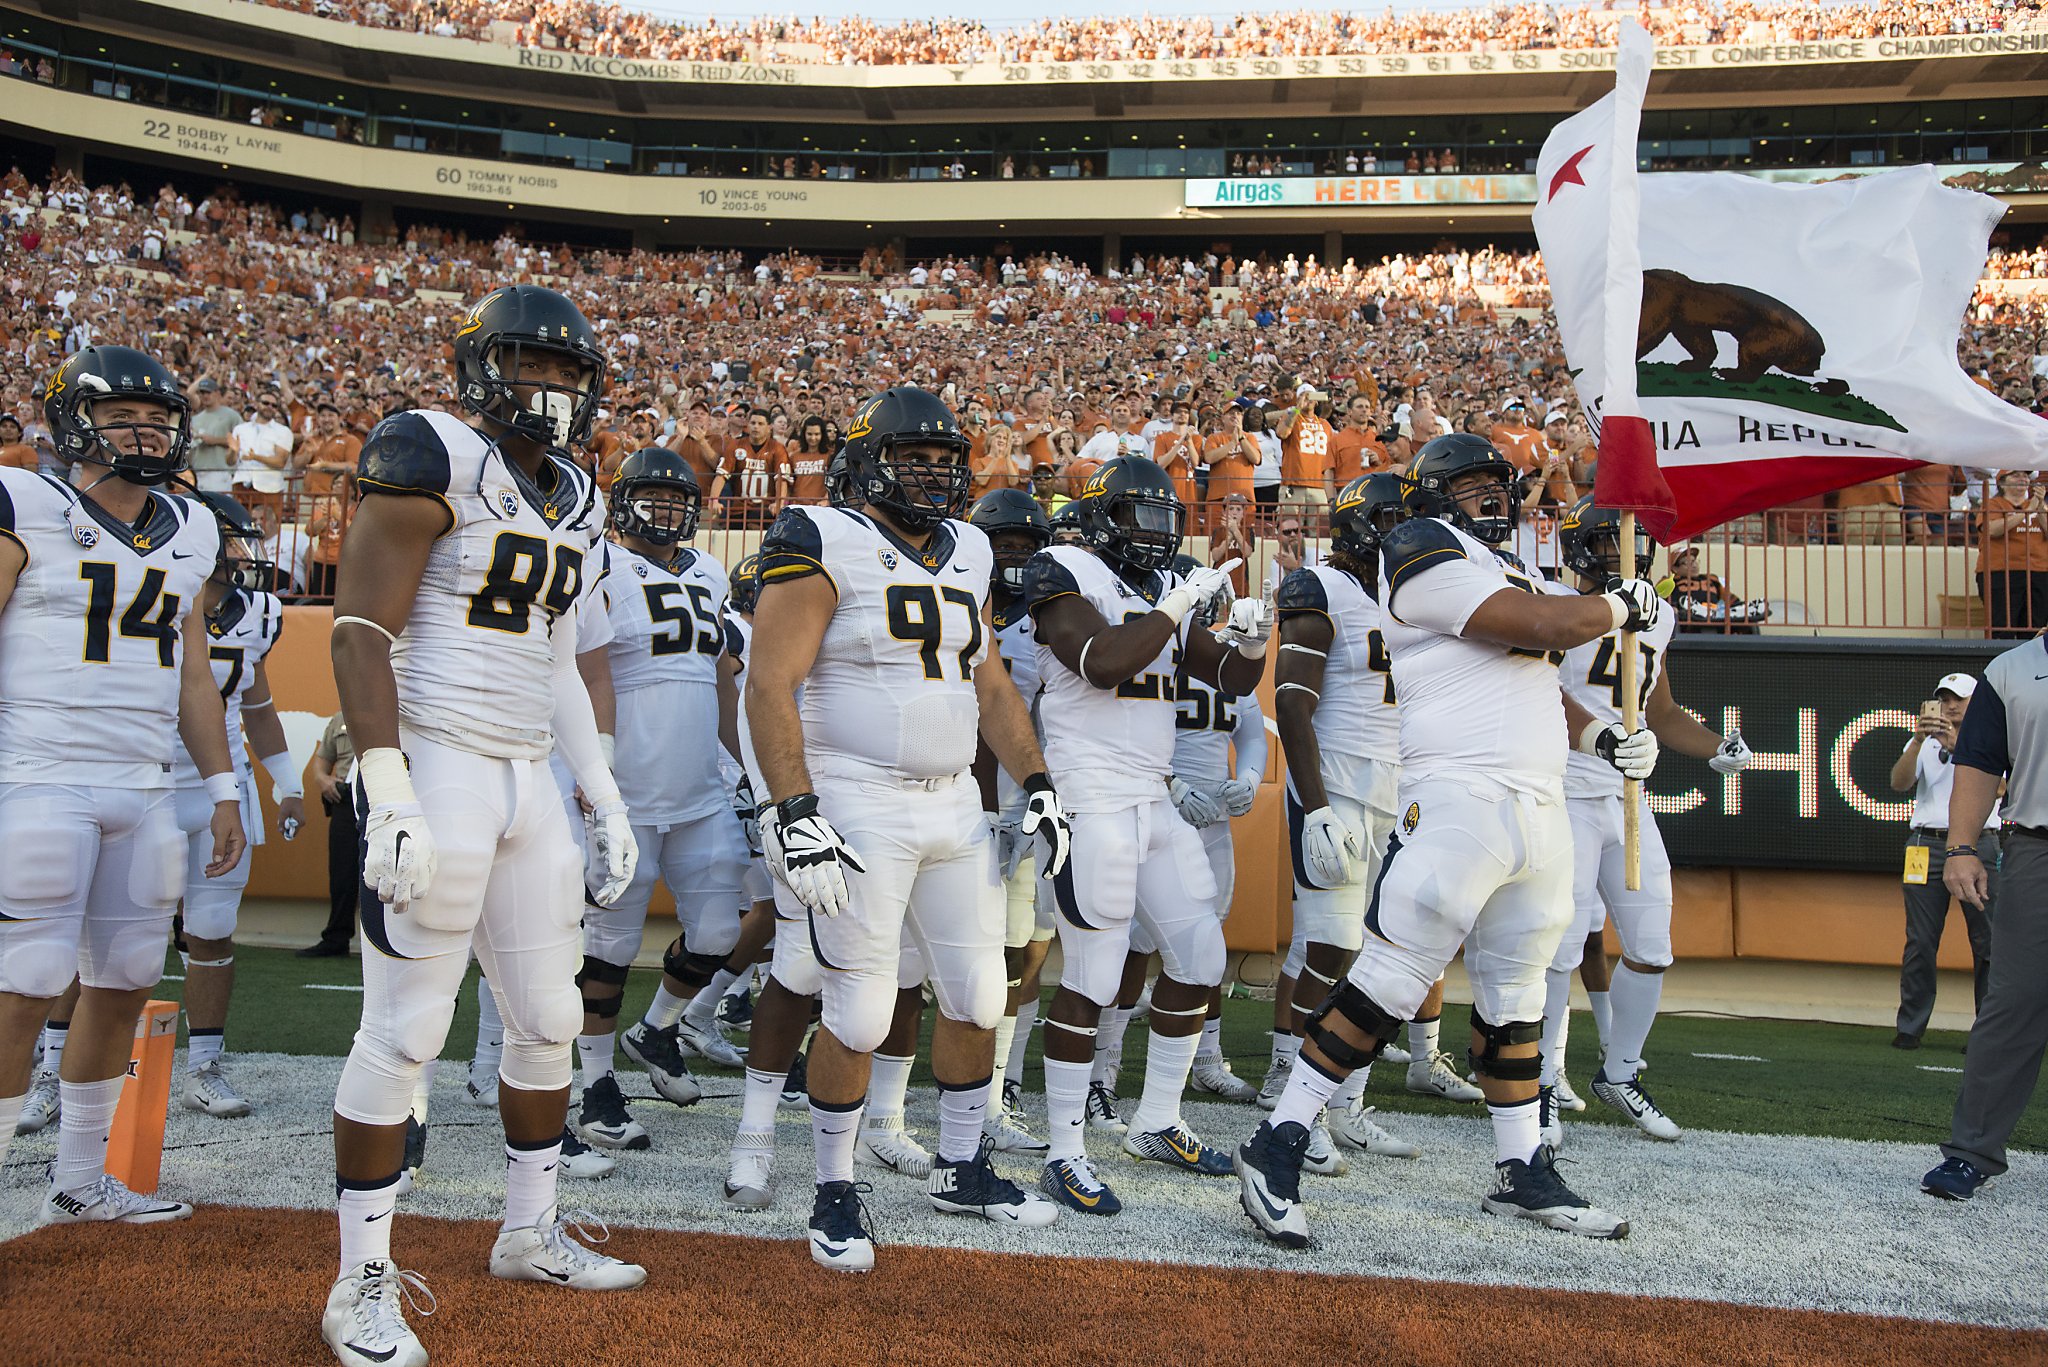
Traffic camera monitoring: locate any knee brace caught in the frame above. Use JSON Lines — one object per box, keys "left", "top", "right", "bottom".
{"left": 662, "top": 936, "right": 727, "bottom": 991}
{"left": 335, "top": 1031, "right": 425, "bottom": 1126}
{"left": 1468, "top": 1014, "right": 1544, "bottom": 1082}
{"left": 575, "top": 956, "right": 631, "bottom": 1023}
{"left": 499, "top": 1037, "right": 574, "bottom": 1094}
{"left": 1302, "top": 980, "right": 1399, "bottom": 1071}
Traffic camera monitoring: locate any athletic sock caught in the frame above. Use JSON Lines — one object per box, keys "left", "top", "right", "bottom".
{"left": 1605, "top": 965, "right": 1665, "bottom": 1079}
{"left": 473, "top": 977, "right": 504, "bottom": 1077}
{"left": 685, "top": 969, "right": 742, "bottom": 1028}
{"left": 337, "top": 1174, "right": 402, "bottom": 1275}
{"left": 1041, "top": 1055, "right": 1092, "bottom": 1161}
{"left": 1538, "top": 966, "right": 1572, "bottom": 1087}
{"left": 187, "top": 1026, "right": 225, "bottom": 1074}
{"left": 1552, "top": 999, "right": 1573, "bottom": 1066}
{"left": 810, "top": 1096, "right": 864, "bottom": 1185}
{"left": 724, "top": 967, "right": 755, "bottom": 1000}
{"left": 935, "top": 1076, "right": 992, "bottom": 1163}
{"left": 502, "top": 1136, "right": 561, "bottom": 1232}
{"left": 1587, "top": 989, "right": 1613, "bottom": 1054}
{"left": 1007, "top": 999, "right": 1038, "bottom": 1086}
{"left": 1489, "top": 1095, "right": 1542, "bottom": 1166}
{"left": 410, "top": 1059, "right": 436, "bottom": 1127}
{"left": 0, "top": 1094, "right": 21, "bottom": 1171}
{"left": 1092, "top": 1007, "right": 1130, "bottom": 1087}
{"left": 40, "top": 1022, "right": 68, "bottom": 1077}
{"left": 1408, "top": 1014, "right": 1441, "bottom": 1063}
{"left": 989, "top": 1016, "right": 1017, "bottom": 1108}
{"left": 740, "top": 1067, "right": 783, "bottom": 1134}
{"left": 1271, "top": 1053, "right": 1345, "bottom": 1131}
{"left": 50, "top": 1076, "right": 124, "bottom": 1194}
{"left": 1269, "top": 1029, "right": 1300, "bottom": 1069}
{"left": 1196, "top": 1017, "right": 1223, "bottom": 1063}
{"left": 1332, "top": 1063, "right": 1372, "bottom": 1109}
{"left": 864, "top": 1052, "right": 914, "bottom": 1125}
{"left": 643, "top": 984, "right": 689, "bottom": 1031}
{"left": 1125, "top": 1028, "right": 1200, "bottom": 1135}
{"left": 577, "top": 1032, "right": 615, "bottom": 1089}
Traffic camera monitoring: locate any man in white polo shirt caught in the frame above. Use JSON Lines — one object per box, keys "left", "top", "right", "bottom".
{"left": 1887, "top": 672, "right": 1998, "bottom": 1050}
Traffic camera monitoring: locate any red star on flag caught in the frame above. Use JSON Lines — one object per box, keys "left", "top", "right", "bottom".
{"left": 1547, "top": 145, "right": 1594, "bottom": 202}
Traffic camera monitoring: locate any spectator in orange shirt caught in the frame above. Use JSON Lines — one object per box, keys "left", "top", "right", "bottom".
{"left": 1274, "top": 388, "right": 1337, "bottom": 508}
{"left": 1980, "top": 470, "right": 2048, "bottom": 638}
{"left": 787, "top": 415, "right": 833, "bottom": 503}
{"left": 1011, "top": 388, "right": 1057, "bottom": 468}
{"left": 1329, "top": 391, "right": 1389, "bottom": 484}
{"left": 1211, "top": 492, "right": 1257, "bottom": 599}
{"left": 971, "top": 421, "right": 1028, "bottom": 500}
{"left": 1901, "top": 464, "right": 1961, "bottom": 544}
{"left": 666, "top": 403, "right": 722, "bottom": 488}
{"left": 1203, "top": 403, "right": 1260, "bottom": 516}
{"left": 0, "top": 414, "right": 36, "bottom": 470}
{"left": 1151, "top": 401, "right": 1203, "bottom": 506}
{"left": 1490, "top": 397, "right": 1542, "bottom": 472}
{"left": 709, "top": 410, "right": 790, "bottom": 525}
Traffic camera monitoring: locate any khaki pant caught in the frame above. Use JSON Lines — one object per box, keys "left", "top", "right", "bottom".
{"left": 1836, "top": 505, "right": 1904, "bottom": 545}
{"left": 1279, "top": 485, "right": 1328, "bottom": 511}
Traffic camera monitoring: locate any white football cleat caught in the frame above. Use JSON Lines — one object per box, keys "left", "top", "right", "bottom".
{"left": 1408, "top": 1050, "right": 1484, "bottom": 1103}
{"left": 1379, "top": 1042, "right": 1413, "bottom": 1066}
{"left": 1255, "top": 1055, "right": 1293, "bottom": 1111}
{"left": 1329, "top": 1100, "right": 1420, "bottom": 1159}
{"left": 928, "top": 1140, "right": 1059, "bottom": 1227}
{"left": 1539, "top": 1085, "right": 1565, "bottom": 1152}
{"left": 725, "top": 1130, "right": 775, "bottom": 1211}
{"left": 181, "top": 1062, "right": 252, "bottom": 1118}
{"left": 619, "top": 1021, "right": 702, "bottom": 1107}
{"left": 1554, "top": 1068, "right": 1588, "bottom": 1112}
{"left": 41, "top": 1173, "right": 193, "bottom": 1225}
{"left": 464, "top": 1066, "right": 500, "bottom": 1109}
{"left": 16, "top": 1069, "right": 58, "bottom": 1134}
{"left": 491, "top": 1207, "right": 646, "bottom": 1290}
{"left": 984, "top": 1098, "right": 1050, "bottom": 1155}
{"left": 1481, "top": 1145, "right": 1628, "bottom": 1239}
{"left": 1591, "top": 1070, "right": 1681, "bottom": 1141}
{"left": 855, "top": 1115, "right": 934, "bottom": 1178}
{"left": 559, "top": 1127, "right": 615, "bottom": 1180}
{"left": 809, "top": 1180, "right": 877, "bottom": 1272}
{"left": 322, "top": 1260, "right": 431, "bottom": 1367}
{"left": 1302, "top": 1118, "right": 1349, "bottom": 1177}
{"left": 1085, "top": 1081, "right": 1128, "bottom": 1134}
{"left": 1190, "top": 1056, "right": 1259, "bottom": 1103}
{"left": 676, "top": 1017, "right": 747, "bottom": 1070}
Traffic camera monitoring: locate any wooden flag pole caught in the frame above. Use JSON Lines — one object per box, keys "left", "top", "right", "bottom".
{"left": 1619, "top": 509, "right": 1643, "bottom": 891}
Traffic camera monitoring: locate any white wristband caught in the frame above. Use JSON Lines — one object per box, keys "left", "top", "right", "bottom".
{"left": 1235, "top": 639, "right": 1268, "bottom": 661}
{"left": 599, "top": 733, "right": 616, "bottom": 771}
{"left": 1154, "top": 585, "right": 1197, "bottom": 625}
{"left": 356, "top": 747, "right": 418, "bottom": 809}
{"left": 1576, "top": 719, "right": 1610, "bottom": 754}
{"left": 1602, "top": 593, "right": 1629, "bottom": 633}
{"left": 257, "top": 750, "right": 303, "bottom": 802}
{"left": 204, "top": 771, "right": 241, "bottom": 806}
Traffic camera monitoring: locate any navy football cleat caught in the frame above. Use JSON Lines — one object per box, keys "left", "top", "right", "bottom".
{"left": 1236, "top": 1120, "right": 1311, "bottom": 1248}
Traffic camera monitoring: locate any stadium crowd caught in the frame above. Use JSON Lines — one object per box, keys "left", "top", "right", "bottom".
{"left": 1, "top": 166, "right": 2044, "bottom": 618}
{"left": 256, "top": 1, "right": 2046, "bottom": 65}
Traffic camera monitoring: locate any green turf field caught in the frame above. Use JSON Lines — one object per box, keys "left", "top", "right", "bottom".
{"left": 157, "top": 946, "right": 2046, "bottom": 1151}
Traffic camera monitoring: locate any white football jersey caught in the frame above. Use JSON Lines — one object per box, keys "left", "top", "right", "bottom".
{"left": 719, "top": 606, "right": 752, "bottom": 795}
{"left": 0, "top": 470, "right": 218, "bottom": 788}
{"left": 1275, "top": 564, "right": 1401, "bottom": 800}
{"left": 1025, "top": 544, "right": 1187, "bottom": 812}
{"left": 172, "top": 587, "right": 285, "bottom": 790}
{"left": 358, "top": 410, "right": 603, "bottom": 760}
{"left": 992, "top": 589, "right": 1044, "bottom": 821}
{"left": 1173, "top": 675, "right": 1264, "bottom": 786}
{"left": 757, "top": 505, "right": 992, "bottom": 782}
{"left": 1378, "top": 518, "right": 1568, "bottom": 798}
{"left": 605, "top": 542, "right": 729, "bottom": 824}
{"left": 1561, "top": 601, "right": 1677, "bottom": 799}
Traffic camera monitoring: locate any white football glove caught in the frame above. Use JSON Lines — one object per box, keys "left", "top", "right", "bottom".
{"left": 1156, "top": 557, "right": 1241, "bottom": 625}
{"left": 1020, "top": 774, "right": 1073, "bottom": 879}
{"left": 762, "top": 794, "right": 865, "bottom": 918}
{"left": 1581, "top": 721, "right": 1660, "bottom": 781}
{"left": 1709, "top": 730, "right": 1754, "bottom": 775}
{"left": 995, "top": 816, "right": 1030, "bottom": 880}
{"left": 1216, "top": 595, "right": 1273, "bottom": 659}
{"left": 731, "top": 773, "right": 763, "bottom": 855}
{"left": 362, "top": 801, "right": 436, "bottom": 914}
{"left": 585, "top": 799, "right": 638, "bottom": 907}
{"left": 1601, "top": 576, "right": 1664, "bottom": 634}
{"left": 1217, "top": 777, "right": 1258, "bottom": 817}
{"left": 1168, "top": 774, "right": 1223, "bottom": 829}
{"left": 1299, "top": 805, "right": 1360, "bottom": 889}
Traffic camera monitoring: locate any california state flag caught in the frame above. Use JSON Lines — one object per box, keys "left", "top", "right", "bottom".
{"left": 1533, "top": 24, "right": 2048, "bottom": 541}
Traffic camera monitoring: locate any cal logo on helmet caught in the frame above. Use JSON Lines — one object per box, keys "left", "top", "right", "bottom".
{"left": 457, "top": 290, "right": 503, "bottom": 339}
{"left": 846, "top": 399, "right": 879, "bottom": 443}
{"left": 1081, "top": 466, "right": 1115, "bottom": 500}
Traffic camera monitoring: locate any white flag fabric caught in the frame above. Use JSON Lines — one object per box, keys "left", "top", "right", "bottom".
{"left": 1533, "top": 23, "right": 2048, "bottom": 540}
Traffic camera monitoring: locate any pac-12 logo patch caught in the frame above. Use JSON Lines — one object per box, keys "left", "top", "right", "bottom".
{"left": 631, "top": 560, "right": 648, "bottom": 577}
{"left": 496, "top": 490, "right": 521, "bottom": 519}
{"left": 1402, "top": 802, "right": 1421, "bottom": 835}
{"left": 71, "top": 524, "right": 98, "bottom": 549}
{"left": 877, "top": 549, "right": 898, "bottom": 571}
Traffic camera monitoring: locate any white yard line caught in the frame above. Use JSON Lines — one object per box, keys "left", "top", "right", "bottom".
{"left": 1691, "top": 1052, "right": 1769, "bottom": 1062}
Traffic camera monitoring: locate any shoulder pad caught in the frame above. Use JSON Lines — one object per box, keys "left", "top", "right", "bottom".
{"left": 758, "top": 505, "right": 826, "bottom": 584}
{"left": 1380, "top": 518, "right": 1469, "bottom": 597}
{"left": 723, "top": 617, "right": 746, "bottom": 661}
{"left": 1021, "top": 548, "right": 1083, "bottom": 616}
{"left": 1492, "top": 547, "right": 1532, "bottom": 575}
{"left": 357, "top": 412, "right": 453, "bottom": 498}
{"left": 1276, "top": 568, "right": 1329, "bottom": 617}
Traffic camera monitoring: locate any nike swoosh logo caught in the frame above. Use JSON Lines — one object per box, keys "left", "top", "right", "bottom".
{"left": 171, "top": 551, "right": 195, "bottom": 560}
{"left": 393, "top": 831, "right": 409, "bottom": 862}
{"left": 530, "top": 1263, "right": 572, "bottom": 1282}
{"left": 364, "top": 1210, "right": 390, "bottom": 1223}
{"left": 543, "top": 1163, "right": 557, "bottom": 1172}
{"left": 1250, "top": 1184, "right": 1290, "bottom": 1224}
{"left": 815, "top": 1243, "right": 852, "bottom": 1259}
{"left": 953, "top": 564, "right": 970, "bottom": 572}
{"left": 1165, "top": 1133, "right": 1202, "bottom": 1163}
{"left": 1060, "top": 1177, "right": 1101, "bottom": 1208}
{"left": 343, "top": 1343, "right": 397, "bottom": 1363}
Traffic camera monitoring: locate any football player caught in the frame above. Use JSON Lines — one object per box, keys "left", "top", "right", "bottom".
{"left": 1270, "top": 475, "right": 1422, "bottom": 1167}
{"left": 173, "top": 491, "right": 303, "bottom": 1120}
{"left": 573, "top": 448, "right": 751, "bottom": 1152}
{"left": 1540, "top": 497, "right": 1753, "bottom": 1148}
{"left": 746, "top": 386, "right": 1069, "bottom": 1271}
{"left": 1165, "top": 553, "right": 1266, "bottom": 1108}
{"left": 0, "top": 346, "right": 246, "bottom": 1222}
{"left": 1024, "top": 456, "right": 1271, "bottom": 1215}
{"left": 1237, "top": 434, "right": 1658, "bottom": 1247}
{"left": 969, "top": 489, "right": 1055, "bottom": 1154}
{"left": 323, "top": 286, "right": 644, "bottom": 1367}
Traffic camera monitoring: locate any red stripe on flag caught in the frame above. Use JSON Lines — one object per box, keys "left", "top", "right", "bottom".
{"left": 1591, "top": 415, "right": 1675, "bottom": 537}
{"left": 1659, "top": 455, "right": 1924, "bottom": 541}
